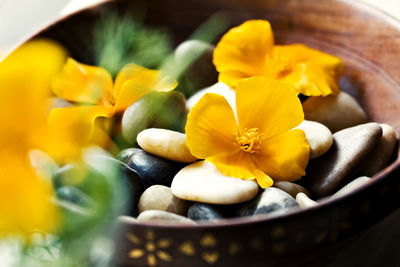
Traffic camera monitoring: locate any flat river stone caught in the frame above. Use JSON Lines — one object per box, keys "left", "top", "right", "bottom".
{"left": 137, "top": 128, "right": 198, "bottom": 163}
{"left": 187, "top": 203, "right": 223, "bottom": 222}
{"left": 138, "top": 185, "right": 188, "bottom": 215}
{"left": 305, "top": 123, "right": 382, "bottom": 198}
{"left": 296, "top": 193, "right": 317, "bottom": 208}
{"left": 126, "top": 148, "right": 184, "bottom": 189}
{"left": 238, "top": 187, "right": 299, "bottom": 217}
{"left": 171, "top": 161, "right": 258, "bottom": 204}
{"left": 137, "top": 210, "right": 197, "bottom": 225}
{"left": 186, "top": 82, "right": 236, "bottom": 112}
{"left": 303, "top": 92, "right": 367, "bottom": 133}
{"left": 273, "top": 181, "right": 310, "bottom": 198}
{"left": 357, "top": 124, "right": 398, "bottom": 176}
{"left": 295, "top": 120, "right": 333, "bottom": 159}
{"left": 331, "top": 176, "right": 371, "bottom": 199}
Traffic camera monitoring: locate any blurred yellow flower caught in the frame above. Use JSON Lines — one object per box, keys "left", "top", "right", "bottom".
{"left": 186, "top": 77, "right": 310, "bottom": 188}
{"left": 213, "top": 20, "right": 343, "bottom": 96}
{"left": 0, "top": 39, "right": 67, "bottom": 237}
{"left": 49, "top": 59, "right": 177, "bottom": 155}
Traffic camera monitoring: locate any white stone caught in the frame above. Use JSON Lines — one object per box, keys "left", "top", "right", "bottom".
{"left": 295, "top": 120, "right": 333, "bottom": 159}
{"left": 296, "top": 192, "right": 318, "bottom": 208}
{"left": 137, "top": 128, "right": 198, "bottom": 163}
{"left": 138, "top": 185, "right": 188, "bottom": 215}
{"left": 171, "top": 161, "right": 259, "bottom": 204}
{"left": 331, "top": 176, "right": 371, "bottom": 199}
{"left": 186, "top": 82, "right": 236, "bottom": 113}
{"left": 358, "top": 124, "right": 398, "bottom": 176}
{"left": 303, "top": 91, "right": 367, "bottom": 133}
{"left": 137, "top": 210, "right": 197, "bottom": 225}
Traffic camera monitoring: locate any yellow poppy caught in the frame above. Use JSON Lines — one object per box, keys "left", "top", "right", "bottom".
{"left": 186, "top": 76, "right": 310, "bottom": 188}
{"left": 49, "top": 59, "right": 177, "bottom": 157}
{"left": 213, "top": 20, "right": 343, "bottom": 96}
{"left": 0, "top": 39, "right": 67, "bottom": 237}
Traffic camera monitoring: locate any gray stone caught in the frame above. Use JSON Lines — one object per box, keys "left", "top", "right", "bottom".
{"left": 273, "top": 181, "right": 311, "bottom": 198}
{"left": 137, "top": 210, "right": 196, "bottom": 225}
{"left": 171, "top": 161, "right": 259, "bottom": 204}
{"left": 305, "top": 123, "right": 382, "bottom": 198}
{"left": 138, "top": 185, "right": 188, "bottom": 216}
{"left": 331, "top": 176, "right": 371, "bottom": 199}
{"left": 237, "top": 187, "right": 299, "bottom": 217}
{"left": 137, "top": 128, "right": 198, "bottom": 163}
{"left": 303, "top": 92, "right": 367, "bottom": 133}
{"left": 121, "top": 91, "right": 187, "bottom": 145}
{"left": 357, "top": 124, "right": 398, "bottom": 176}
{"left": 296, "top": 193, "right": 318, "bottom": 208}
{"left": 295, "top": 120, "right": 333, "bottom": 159}
{"left": 187, "top": 203, "right": 223, "bottom": 222}
{"left": 175, "top": 40, "right": 218, "bottom": 95}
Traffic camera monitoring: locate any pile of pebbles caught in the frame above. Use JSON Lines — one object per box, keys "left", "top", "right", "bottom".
{"left": 62, "top": 41, "right": 400, "bottom": 225}
{"left": 114, "top": 41, "right": 398, "bottom": 225}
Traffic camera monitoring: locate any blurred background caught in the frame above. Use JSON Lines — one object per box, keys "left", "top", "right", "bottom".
{"left": 0, "top": 0, "right": 399, "bottom": 60}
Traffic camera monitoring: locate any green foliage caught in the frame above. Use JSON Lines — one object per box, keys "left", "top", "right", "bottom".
{"left": 93, "top": 13, "right": 172, "bottom": 77}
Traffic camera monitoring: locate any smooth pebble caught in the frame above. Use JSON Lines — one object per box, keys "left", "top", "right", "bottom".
{"left": 357, "top": 124, "right": 398, "bottom": 176}
{"left": 122, "top": 91, "right": 187, "bottom": 144}
{"left": 137, "top": 210, "right": 197, "bottom": 225}
{"left": 273, "top": 181, "right": 311, "bottom": 198}
{"left": 303, "top": 92, "right": 367, "bottom": 133}
{"left": 175, "top": 40, "right": 218, "bottom": 94}
{"left": 171, "top": 161, "right": 258, "bottom": 204}
{"left": 126, "top": 148, "right": 184, "bottom": 189}
{"left": 237, "top": 187, "right": 299, "bottom": 217}
{"left": 305, "top": 123, "right": 382, "bottom": 198}
{"left": 331, "top": 176, "right": 371, "bottom": 199}
{"left": 138, "top": 185, "right": 188, "bottom": 216}
{"left": 186, "top": 82, "right": 236, "bottom": 112}
{"left": 137, "top": 128, "right": 198, "bottom": 163}
{"left": 296, "top": 193, "right": 318, "bottom": 208}
{"left": 295, "top": 120, "right": 333, "bottom": 159}
{"left": 187, "top": 203, "right": 224, "bottom": 222}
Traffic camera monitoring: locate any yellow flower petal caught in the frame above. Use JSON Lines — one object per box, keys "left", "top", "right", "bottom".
{"left": 52, "top": 58, "right": 113, "bottom": 104}
{"left": 207, "top": 151, "right": 273, "bottom": 188}
{"left": 236, "top": 77, "right": 304, "bottom": 138}
{"left": 1, "top": 39, "right": 67, "bottom": 96}
{"left": 186, "top": 93, "right": 238, "bottom": 159}
{"left": 273, "top": 44, "right": 343, "bottom": 96}
{"left": 252, "top": 129, "right": 310, "bottom": 182}
{"left": 113, "top": 63, "right": 177, "bottom": 112}
{"left": 213, "top": 20, "right": 274, "bottom": 88}
{"left": 47, "top": 105, "right": 110, "bottom": 160}
{"left": 0, "top": 156, "right": 59, "bottom": 237}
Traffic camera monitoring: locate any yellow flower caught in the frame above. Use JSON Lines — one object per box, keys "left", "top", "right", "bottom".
{"left": 49, "top": 59, "right": 177, "bottom": 158}
{"left": 213, "top": 20, "right": 343, "bottom": 96}
{"left": 186, "top": 77, "right": 310, "bottom": 188}
{"left": 0, "top": 39, "right": 67, "bottom": 237}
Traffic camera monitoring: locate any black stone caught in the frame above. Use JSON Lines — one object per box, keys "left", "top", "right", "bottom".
{"left": 238, "top": 188, "right": 299, "bottom": 217}
{"left": 117, "top": 148, "right": 139, "bottom": 163}
{"left": 126, "top": 148, "right": 185, "bottom": 189}
{"left": 187, "top": 203, "right": 223, "bottom": 221}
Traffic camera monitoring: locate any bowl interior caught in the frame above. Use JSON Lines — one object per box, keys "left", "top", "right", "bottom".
{"left": 37, "top": 0, "right": 400, "bottom": 266}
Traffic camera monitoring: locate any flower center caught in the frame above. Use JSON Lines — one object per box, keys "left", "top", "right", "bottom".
{"left": 236, "top": 128, "right": 263, "bottom": 153}
{"left": 146, "top": 242, "right": 156, "bottom": 252}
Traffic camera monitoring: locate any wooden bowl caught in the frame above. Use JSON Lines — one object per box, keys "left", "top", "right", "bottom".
{"left": 36, "top": 0, "right": 400, "bottom": 266}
